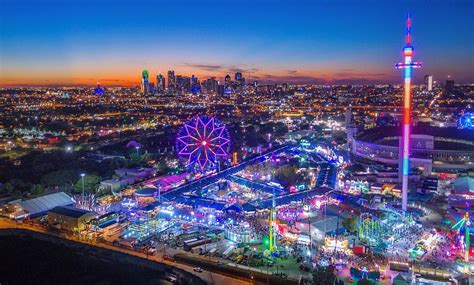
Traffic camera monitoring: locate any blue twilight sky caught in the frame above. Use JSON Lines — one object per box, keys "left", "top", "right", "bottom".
{"left": 0, "top": 0, "right": 473, "bottom": 86}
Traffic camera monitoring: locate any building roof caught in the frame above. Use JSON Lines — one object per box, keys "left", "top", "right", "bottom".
{"left": 17, "top": 192, "right": 73, "bottom": 217}
{"left": 393, "top": 273, "right": 410, "bottom": 284}
{"left": 241, "top": 203, "right": 259, "bottom": 212}
{"left": 140, "top": 201, "right": 161, "bottom": 212}
{"left": 49, "top": 206, "right": 92, "bottom": 218}
{"left": 453, "top": 176, "right": 474, "bottom": 194}
{"left": 116, "top": 167, "right": 154, "bottom": 176}
{"left": 358, "top": 126, "right": 474, "bottom": 146}
{"left": 312, "top": 216, "right": 340, "bottom": 233}
{"left": 173, "top": 196, "right": 226, "bottom": 210}
{"left": 135, "top": 187, "right": 158, "bottom": 197}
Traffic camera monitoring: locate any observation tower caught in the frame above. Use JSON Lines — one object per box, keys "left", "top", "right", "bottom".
{"left": 395, "top": 14, "right": 422, "bottom": 212}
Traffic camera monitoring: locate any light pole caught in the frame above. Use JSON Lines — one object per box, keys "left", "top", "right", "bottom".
{"left": 157, "top": 185, "right": 161, "bottom": 204}
{"left": 80, "top": 173, "right": 86, "bottom": 201}
{"left": 135, "top": 146, "right": 140, "bottom": 156}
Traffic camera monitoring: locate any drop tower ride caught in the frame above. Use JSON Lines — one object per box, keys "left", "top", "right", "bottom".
{"left": 395, "top": 14, "right": 421, "bottom": 212}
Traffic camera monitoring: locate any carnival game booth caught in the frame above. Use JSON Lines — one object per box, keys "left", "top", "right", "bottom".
{"left": 324, "top": 236, "right": 349, "bottom": 252}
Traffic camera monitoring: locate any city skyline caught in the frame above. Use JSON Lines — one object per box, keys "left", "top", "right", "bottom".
{"left": 1, "top": 0, "right": 473, "bottom": 87}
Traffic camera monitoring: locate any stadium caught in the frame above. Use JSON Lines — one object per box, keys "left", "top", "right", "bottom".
{"left": 349, "top": 126, "right": 474, "bottom": 173}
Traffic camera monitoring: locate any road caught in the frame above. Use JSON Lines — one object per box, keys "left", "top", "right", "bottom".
{"left": 0, "top": 218, "right": 250, "bottom": 285}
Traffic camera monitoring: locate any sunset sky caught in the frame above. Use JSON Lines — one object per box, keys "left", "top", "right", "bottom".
{"left": 1, "top": 0, "right": 473, "bottom": 87}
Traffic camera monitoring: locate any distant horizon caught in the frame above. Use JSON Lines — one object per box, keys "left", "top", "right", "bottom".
{"left": 0, "top": 65, "right": 471, "bottom": 88}
{"left": 0, "top": 70, "right": 469, "bottom": 88}
{"left": 0, "top": 75, "right": 471, "bottom": 89}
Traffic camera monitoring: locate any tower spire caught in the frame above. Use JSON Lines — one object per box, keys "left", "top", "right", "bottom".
{"left": 405, "top": 13, "right": 411, "bottom": 45}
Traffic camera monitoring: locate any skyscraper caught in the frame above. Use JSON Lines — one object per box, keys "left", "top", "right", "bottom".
{"left": 235, "top": 72, "right": 242, "bottom": 81}
{"left": 217, "top": 84, "right": 225, "bottom": 96}
{"left": 191, "top": 75, "right": 198, "bottom": 87}
{"left": 191, "top": 75, "right": 200, "bottom": 93}
{"left": 445, "top": 79, "right": 454, "bottom": 96}
{"left": 224, "top": 74, "right": 231, "bottom": 88}
{"left": 147, "top": 82, "right": 155, "bottom": 94}
{"left": 395, "top": 14, "right": 421, "bottom": 212}
{"left": 176, "top": 75, "right": 191, "bottom": 92}
{"left": 206, "top": 77, "right": 218, "bottom": 93}
{"left": 235, "top": 72, "right": 245, "bottom": 90}
{"left": 424, "top": 75, "right": 433, "bottom": 91}
{"left": 167, "top": 70, "right": 176, "bottom": 90}
{"left": 141, "top": 70, "right": 149, "bottom": 94}
{"left": 156, "top": 73, "right": 165, "bottom": 93}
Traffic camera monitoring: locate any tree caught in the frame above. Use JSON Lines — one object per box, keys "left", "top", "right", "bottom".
{"left": 312, "top": 265, "right": 335, "bottom": 285}
{"left": 11, "top": 189, "right": 22, "bottom": 199}
{"left": 154, "top": 161, "right": 171, "bottom": 175}
{"left": 74, "top": 175, "right": 101, "bottom": 194}
{"left": 274, "top": 165, "right": 298, "bottom": 188}
{"left": 342, "top": 217, "right": 358, "bottom": 232}
{"left": 41, "top": 169, "right": 77, "bottom": 188}
{"left": 1, "top": 183, "right": 14, "bottom": 195}
{"left": 9, "top": 179, "right": 28, "bottom": 193}
{"left": 274, "top": 122, "right": 289, "bottom": 137}
{"left": 30, "top": 184, "right": 45, "bottom": 196}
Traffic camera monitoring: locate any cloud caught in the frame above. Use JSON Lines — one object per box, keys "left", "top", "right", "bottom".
{"left": 333, "top": 71, "right": 387, "bottom": 78}
{"left": 182, "top": 63, "right": 224, "bottom": 71}
{"left": 254, "top": 74, "right": 328, "bottom": 84}
{"left": 228, "top": 65, "right": 259, "bottom": 74}
{"left": 99, "top": 78, "right": 134, "bottom": 83}
{"left": 284, "top": 70, "right": 298, "bottom": 74}
{"left": 182, "top": 62, "right": 259, "bottom": 75}
{"left": 250, "top": 69, "right": 399, "bottom": 84}
{"left": 331, "top": 78, "right": 385, "bottom": 85}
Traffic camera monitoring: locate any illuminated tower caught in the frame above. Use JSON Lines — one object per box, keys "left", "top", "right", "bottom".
{"left": 395, "top": 14, "right": 421, "bottom": 212}
{"left": 141, "top": 70, "right": 150, "bottom": 94}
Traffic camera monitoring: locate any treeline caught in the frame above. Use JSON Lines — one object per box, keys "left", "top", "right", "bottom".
{"left": 0, "top": 147, "right": 172, "bottom": 199}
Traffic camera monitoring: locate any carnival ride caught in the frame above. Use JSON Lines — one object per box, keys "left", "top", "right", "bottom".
{"left": 357, "top": 213, "right": 388, "bottom": 247}
{"left": 357, "top": 209, "right": 417, "bottom": 249}
{"left": 395, "top": 14, "right": 422, "bottom": 212}
{"left": 451, "top": 209, "right": 472, "bottom": 262}
{"left": 176, "top": 115, "right": 231, "bottom": 171}
{"left": 458, "top": 112, "right": 473, "bottom": 129}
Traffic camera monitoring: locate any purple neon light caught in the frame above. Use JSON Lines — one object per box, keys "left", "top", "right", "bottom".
{"left": 176, "top": 115, "right": 230, "bottom": 170}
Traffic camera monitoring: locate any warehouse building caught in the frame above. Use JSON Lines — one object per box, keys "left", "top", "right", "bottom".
{"left": 48, "top": 206, "right": 96, "bottom": 232}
